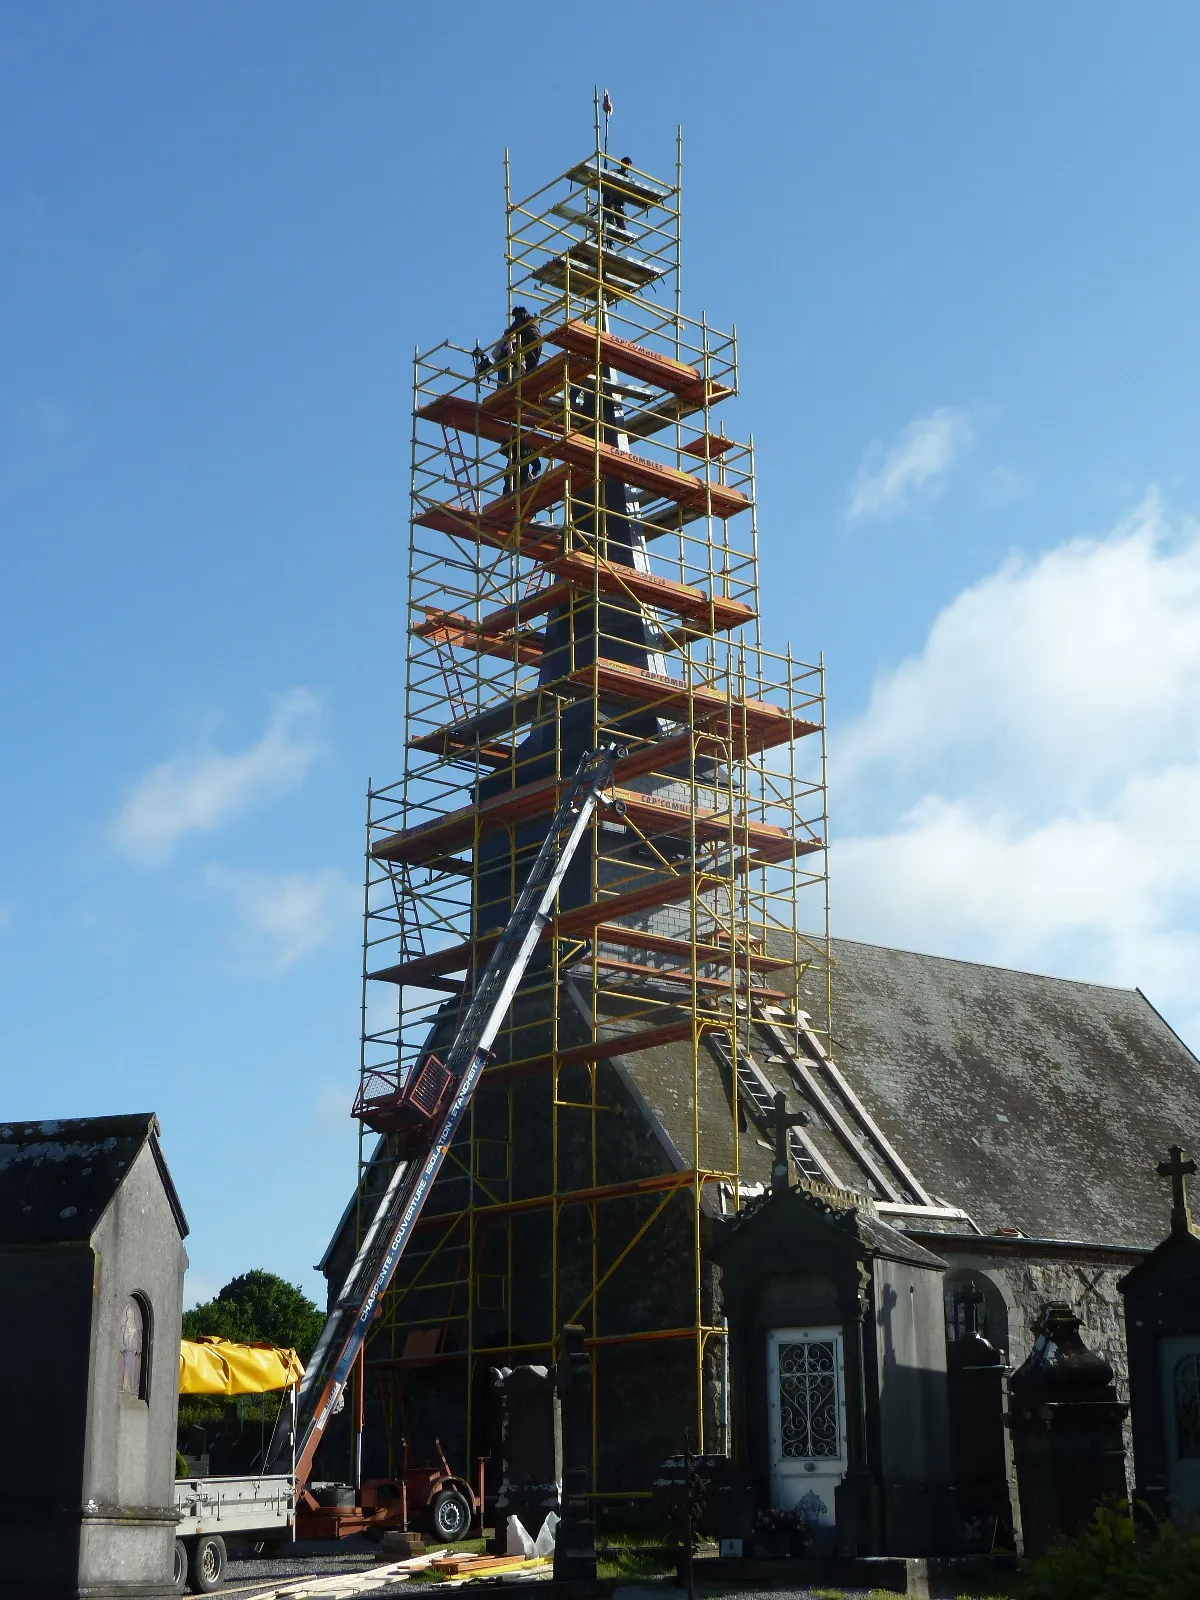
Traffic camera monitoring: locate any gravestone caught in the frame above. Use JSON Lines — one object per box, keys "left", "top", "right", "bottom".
{"left": 489, "top": 1362, "right": 560, "bottom": 1551}
{"left": 0, "top": 1113, "right": 189, "bottom": 1598}
{"left": 1007, "top": 1301, "right": 1129, "bottom": 1555}
{"left": 945, "top": 1284, "right": 1017, "bottom": 1551}
{"left": 1120, "top": 1145, "right": 1200, "bottom": 1525}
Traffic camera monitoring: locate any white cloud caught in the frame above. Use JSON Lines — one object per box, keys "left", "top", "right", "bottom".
{"left": 205, "top": 865, "right": 359, "bottom": 975}
{"left": 831, "top": 494, "right": 1200, "bottom": 1048}
{"left": 111, "top": 690, "right": 321, "bottom": 865}
{"left": 848, "top": 407, "right": 973, "bottom": 521}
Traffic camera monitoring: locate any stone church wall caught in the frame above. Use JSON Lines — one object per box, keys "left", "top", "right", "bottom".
{"left": 938, "top": 1242, "right": 1140, "bottom": 1491}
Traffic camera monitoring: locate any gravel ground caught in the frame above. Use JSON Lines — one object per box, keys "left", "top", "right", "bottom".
{"left": 218, "top": 1569, "right": 912, "bottom": 1600}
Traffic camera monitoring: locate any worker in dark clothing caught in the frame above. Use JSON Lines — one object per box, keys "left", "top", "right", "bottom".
{"left": 492, "top": 307, "right": 542, "bottom": 496}
{"left": 510, "top": 306, "right": 542, "bottom": 375}
{"left": 602, "top": 156, "right": 635, "bottom": 238}
{"left": 491, "top": 328, "right": 516, "bottom": 388}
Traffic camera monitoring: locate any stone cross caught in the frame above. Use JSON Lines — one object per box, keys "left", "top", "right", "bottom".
{"left": 767, "top": 1090, "right": 809, "bottom": 1195}
{"left": 1156, "top": 1144, "right": 1196, "bottom": 1236}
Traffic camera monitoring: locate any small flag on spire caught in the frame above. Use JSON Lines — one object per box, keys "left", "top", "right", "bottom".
{"left": 602, "top": 89, "right": 613, "bottom": 116}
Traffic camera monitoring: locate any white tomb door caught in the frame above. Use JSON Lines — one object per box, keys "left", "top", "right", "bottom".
{"left": 766, "top": 1326, "right": 848, "bottom": 1537}
{"left": 1162, "top": 1336, "right": 1200, "bottom": 1521}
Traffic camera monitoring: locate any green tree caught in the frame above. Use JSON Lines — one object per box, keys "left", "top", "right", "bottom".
{"left": 182, "top": 1269, "right": 325, "bottom": 1361}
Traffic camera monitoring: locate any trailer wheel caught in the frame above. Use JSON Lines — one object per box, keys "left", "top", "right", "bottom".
{"left": 187, "top": 1533, "right": 226, "bottom": 1593}
{"left": 173, "top": 1538, "right": 187, "bottom": 1589}
{"left": 429, "top": 1487, "right": 471, "bottom": 1541}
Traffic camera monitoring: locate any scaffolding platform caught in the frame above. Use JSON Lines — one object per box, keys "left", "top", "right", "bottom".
{"left": 351, "top": 137, "right": 831, "bottom": 1498}
{"left": 371, "top": 777, "right": 804, "bottom": 869}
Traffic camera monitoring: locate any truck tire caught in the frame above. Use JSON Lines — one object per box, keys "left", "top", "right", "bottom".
{"left": 429, "top": 1487, "right": 471, "bottom": 1541}
{"left": 173, "top": 1539, "right": 187, "bottom": 1589}
{"left": 187, "top": 1533, "right": 226, "bottom": 1593}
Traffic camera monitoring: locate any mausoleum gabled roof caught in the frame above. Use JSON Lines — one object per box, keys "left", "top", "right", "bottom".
{"left": 710, "top": 1181, "right": 947, "bottom": 1273}
{"left": 0, "top": 1112, "right": 188, "bottom": 1245}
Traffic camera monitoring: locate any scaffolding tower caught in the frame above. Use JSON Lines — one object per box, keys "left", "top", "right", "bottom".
{"left": 351, "top": 134, "right": 830, "bottom": 1500}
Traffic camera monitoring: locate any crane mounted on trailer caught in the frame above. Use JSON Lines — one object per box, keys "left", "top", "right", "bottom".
{"left": 271, "top": 746, "right": 620, "bottom": 1530}
{"left": 172, "top": 748, "right": 620, "bottom": 1589}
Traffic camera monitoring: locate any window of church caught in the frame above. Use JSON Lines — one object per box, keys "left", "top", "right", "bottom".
{"left": 1174, "top": 1354, "right": 1200, "bottom": 1457}
{"left": 947, "top": 1283, "right": 988, "bottom": 1343}
{"left": 118, "top": 1294, "right": 151, "bottom": 1401}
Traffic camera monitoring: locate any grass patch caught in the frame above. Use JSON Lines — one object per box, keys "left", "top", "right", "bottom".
{"left": 596, "top": 1531, "right": 678, "bottom": 1582}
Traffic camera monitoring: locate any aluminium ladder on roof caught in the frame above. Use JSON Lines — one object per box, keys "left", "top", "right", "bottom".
{"left": 272, "top": 745, "right": 619, "bottom": 1487}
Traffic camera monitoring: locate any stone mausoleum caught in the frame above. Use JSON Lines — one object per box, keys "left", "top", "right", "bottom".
{"left": 0, "top": 1113, "right": 188, "bottom": 1598}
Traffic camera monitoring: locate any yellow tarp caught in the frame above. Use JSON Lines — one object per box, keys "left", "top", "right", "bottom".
{"left": 179, "top": 1336, "right": 304, "bottom": 1396}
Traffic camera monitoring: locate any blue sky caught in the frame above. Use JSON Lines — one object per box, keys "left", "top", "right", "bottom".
{"left": 4, "top": 4, "right": 1200, "bottom": 1302}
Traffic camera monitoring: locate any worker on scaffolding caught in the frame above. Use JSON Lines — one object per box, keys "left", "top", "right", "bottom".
{"left": 492, "top": 307, "right": 543, "bottom": 496}
{"left": 601, "top": 156, "right": 636, "bottom": 240}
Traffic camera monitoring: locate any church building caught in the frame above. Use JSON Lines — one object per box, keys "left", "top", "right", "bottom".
{"left": 316, "top": 132, "right": 1200, "bottom": 1558}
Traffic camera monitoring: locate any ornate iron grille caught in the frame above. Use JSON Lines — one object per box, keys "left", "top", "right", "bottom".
{"left": 1175, "top": 1353, "right": 1200, "bottom": 1457}
{"left": 777, "top": 1339, "right": 839, "bottom": 1458}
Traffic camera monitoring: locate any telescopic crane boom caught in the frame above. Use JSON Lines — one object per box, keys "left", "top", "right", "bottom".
{"left": 277, "top": 746, "right": 619, "bottom": 1486}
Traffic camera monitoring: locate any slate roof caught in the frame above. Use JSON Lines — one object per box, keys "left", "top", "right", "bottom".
{"left": 0, "top": 1112, "right": 188, "bottom": 1245}
{"left": 320, "top": 941, "right": 1200, "bottom": 1280}
{"left": 794, "top": 940, "right": 1200, "bottom": 1251}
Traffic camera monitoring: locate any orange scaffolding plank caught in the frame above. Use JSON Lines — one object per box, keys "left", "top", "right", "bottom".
{"left": 590, "top": 953, "right": 787, "bottom": 1001}
{"left": 593, "top": 922, "right": 792, "bottom": 974}
{"left": 570, "top": 660, "right": 820, "bottom": 744}
{"left": 413, "top": 608, "right": 545, "bottom": 667}
{"left": 409, "top": 1167, "right": 703, "bottom": 1231}
{"left": 371, "top": 776, "right": 798, "bottom": 869}
{"left": 547, "top": 321, "right": 734, "bottom": 408}
{"left": 616, "top": 788, "right": 798, "bottom": 863}
{"left": 546, "top": 431, "right": 748, "bottom": 520}
{"left": 413, "top": 468, "right": 569, "bottom": 559}
{"left": 550, "top": 550, "right": 754, "bottom": 631}
{"left": 406, "top": 695, "right": 804, "bottom": 776}
{"left": 414, "top": 558, "right": 752, "bottom": 664}
{"left": 555, "top": 872, "right": 700, "bottom": 936}
{"left": 369, "top": 870, "right": 700, "bottom": 986}
{"left": 418, "top": 414, "right": 748, "bottom": 521}
{"left": 471, "top": 556, "right": 753, "bottom": 639}
{"left": 483, "top": 1020, "right": 698, "bottom": 1085}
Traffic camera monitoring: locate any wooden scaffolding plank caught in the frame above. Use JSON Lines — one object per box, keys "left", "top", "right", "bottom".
{"left": 616, "top": 788, "right": 798, "bottom": 862}
{"left": 550, "top": 550, "right": 754, "bottom": 631}
{"left": 593, "top": 922, "right": 793, "bottom": 974}
{"left": 484, "top": 1020, "right": 698, "bottom": 1086}
{"left": 413, "top": 608, "right": 545, "bottom": 667}
{"left": 591, "top": 953, "right": 788, "bottom": 1001}
{"left": 418, "top": 415, "right": 748, "bottom": 522}
{"left": 369, "top": 871, "right": 700, "bottom": 987}
{"left": 546, "top": 430, "right": 748, "bottom": 519}
{"left": 405, "top": 674, "right": 809, "bottom": 784}
{"left": 414, "top": 563, "right": 752, "bottom": 667}
{"left": 568, "top": 659, "right": 820, "bottom": 744}
{"left": 547, "top": 321, "right": 734, "bottom": 408}
{"left": 371, "top": 772, "right": 799, "bottom": 869}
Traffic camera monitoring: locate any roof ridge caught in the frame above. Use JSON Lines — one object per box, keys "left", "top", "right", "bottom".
{"left": 830, "top": 936, "right": 1140, "bottom": 996}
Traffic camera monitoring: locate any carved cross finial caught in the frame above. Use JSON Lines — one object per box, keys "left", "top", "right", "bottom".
{"left": 767, "top": 1090, "right": 809, "bottom": 1195}
{"left": 1156, "top": 1144, "right": 1196, "bottom": 1236}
